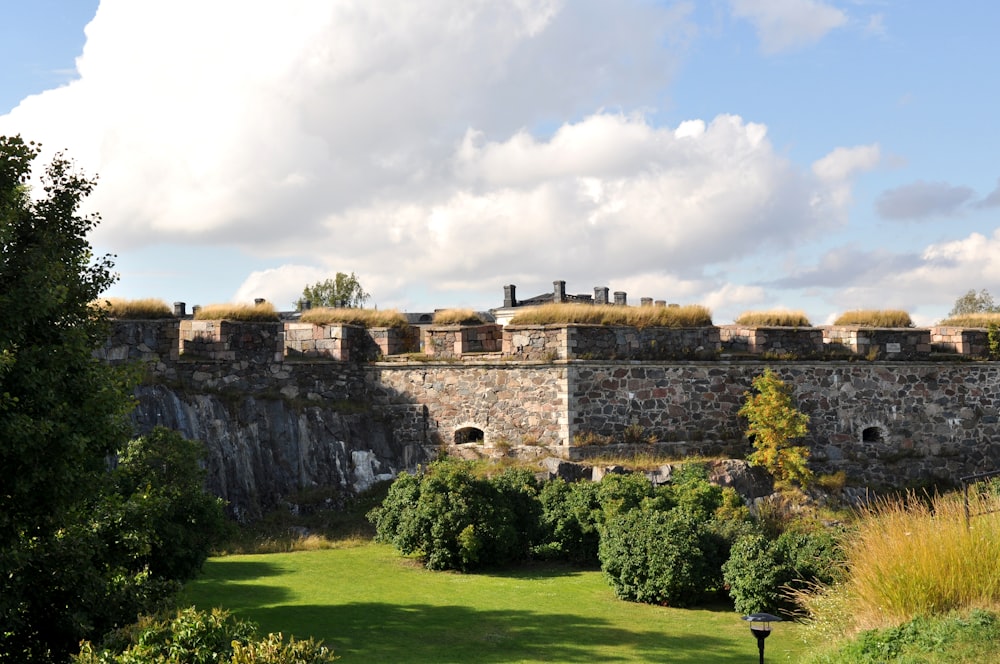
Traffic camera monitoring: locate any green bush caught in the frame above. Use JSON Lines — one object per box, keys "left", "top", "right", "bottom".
{"left": 722, "top": 529, "right": 842, "bottom": 615}
{"left": 599, "top": 507, "right": 725, "bottom": 607}
{"left": 367, "top": 459, "right": 540, "bottom": 571}
{"left": 534, "top": 479, "right": 603, "bottom": 564}
{"left": 73, "top": 606, "right": 337, "bottom": 663}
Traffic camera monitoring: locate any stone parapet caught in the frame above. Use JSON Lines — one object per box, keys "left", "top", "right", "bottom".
{"left": 180, "top": 320, "right": 284, "bottom": 363}
{"left": 97, "top": 319, "right": 180, "bottom": 367}
{"left": 424, "top": 324, "right": 501, "bottom": 358}
{"left": 284, "top": 322, "right": 350, "bottom": 360}
{"left": 824, "top": 326, "right": 931, "bottom": 359}
{"left": 932, "top": 326, "right": 989, "bottom": 356}
{"left": 720, "top": 325, "right": 824, "bottom": 356}
{"left": 503, "top": 325, "right": 569, "bottom": 360}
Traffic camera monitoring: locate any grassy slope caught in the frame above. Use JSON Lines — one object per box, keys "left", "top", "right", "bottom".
{"left": 182, "top": 542, "right": 809, "bottom": 663}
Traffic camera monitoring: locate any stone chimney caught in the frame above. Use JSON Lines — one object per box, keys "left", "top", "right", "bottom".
{"left": 641, "top": 297, "right": 653, "bottom": 307}
{"left": 553, "top": 280, "right": 566, "bottom": 303}
{"left": 594, "top": 287, "right": 609, "bottom": 305}
{"left": 614, "top": 291, "right": 627, "bottom": 306}
{"left": 173, "top": 302, "right": 186, "bottom": 317}
{"left": 504, "top": 284, "right": 517, "bottom": 308}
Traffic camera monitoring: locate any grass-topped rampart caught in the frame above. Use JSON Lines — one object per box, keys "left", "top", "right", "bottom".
{"left": 94, "top": 297, "right": 174, "bottom": 319}
{"left": 832, "top": 309, "right": 913, "bottom": 327}
{"left": 194, "top": 302, "right": 280, "bottom": 322}
{"left": 734, "top": 310, "right": 811, "bottom": 327}
{"left": 939, "top": 312, "right": 1000, "bottom": 328}
{"left": 300, "top": 307, "right": 409, "bottom": 328}
{"left": 431, "top": 308, "right": 485, "bottom": 325}
{"left": 509, "top": 302, "right": 713, "bottom": 328}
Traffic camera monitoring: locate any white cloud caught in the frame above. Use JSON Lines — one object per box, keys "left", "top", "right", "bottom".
{"left": 876, "top": 180, "right": 975, "bottom": 220}
{"left": 730, "top": 0, "right": 847, "bottom": 53}
{"left": 812, "top": 144, "right": 880, "bottom": 182}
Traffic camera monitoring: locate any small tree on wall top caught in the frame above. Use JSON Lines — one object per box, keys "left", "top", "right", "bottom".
{"left": 739, "top": 368, "right": 812, "bottom": 487}
{"left": 298, "top": 272, "right": 370, "bottom": 310}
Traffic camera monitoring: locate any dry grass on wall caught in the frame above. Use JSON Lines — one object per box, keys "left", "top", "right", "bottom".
{"left": 94, "top": 297, "right": 174, "bottom": 319}
{"left": 431, "top": 309, "right": 485, "bottom": 325}
{"left": 509, "top": 303, "right": 713, "bottom": 328}
{"left": 832, "top": 309, "right": 913, "bottom": 327}
{"left": 194, "top": 302, "right": 280, "bottom": 322}
{"left": 300, "top": 307, "right": 409, "bottom": 328}
{"left": 938, "top": 312, "right": 1000, "bottom": 328}
{"left": 734, "top": 310, "right": 811, "bottom": 327}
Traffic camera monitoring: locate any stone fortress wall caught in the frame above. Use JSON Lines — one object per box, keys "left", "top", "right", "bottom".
{"left": 101, "top": 318, "right": 1000, "bottom": 491}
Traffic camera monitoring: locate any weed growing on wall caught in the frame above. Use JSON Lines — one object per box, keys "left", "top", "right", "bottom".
{"left": 739, "top": 369, "right": 812, "bottom": 487}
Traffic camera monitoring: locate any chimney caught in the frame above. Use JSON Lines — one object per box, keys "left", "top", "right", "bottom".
{"left": 640, "top": 297, "right": 653, "bottom": 307}
{"left": 173, "top": 301, "right": 186, "bottom": 317}
{"left": 553, "top": 280, "right": 566, "bottom": 303}
{"left": 614, "top": 291, "right": 627, "bottom": 306}
{"left": 504, "top": 284, "right": 517, "bottom": 308}
{"left": 594, "top": 287, "right": 609, "bottom": 305}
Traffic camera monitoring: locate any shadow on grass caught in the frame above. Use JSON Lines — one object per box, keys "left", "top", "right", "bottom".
{"left": 186, "top": 560, "right": 291, "bottom": 610}
{"left": 251, "top": 602, "right": 751, "bottom": 663}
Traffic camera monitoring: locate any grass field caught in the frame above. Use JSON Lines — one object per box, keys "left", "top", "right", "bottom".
{"left": 182, "top": 541, "right": 809, "bottom": 663}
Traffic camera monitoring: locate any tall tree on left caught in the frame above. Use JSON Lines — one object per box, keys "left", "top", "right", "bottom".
{"left": 0, "top": 136, "right": 136, "bottom": 661}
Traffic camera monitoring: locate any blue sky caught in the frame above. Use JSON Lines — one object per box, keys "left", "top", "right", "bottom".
{"left": 2, "top": 1, "right": 999, "bottom": 325}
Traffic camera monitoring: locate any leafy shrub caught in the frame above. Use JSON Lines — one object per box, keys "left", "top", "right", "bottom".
{"left": 432, "top": 308, "right": 485, "bottom": 325}
{"left": 832, "top": 309, "right": 913, "bottom": 327}
{"left": 739, "top": 369, "right": 812, "bottom": 487}
{"left": 73, "top": 606, "right": 337, "bottom": 663}
{"left": 194, "top": 302, "right": 280, "bottom": 321}
{"left": 300, "top": 307, "right": 409, "bottom": 328}
{"left": 367, "top": 459, "right": 540, "bottom": 571}
{"left": 534, "top": 479, "right": 603, "bottom": 564}
{"left": 599, "top": 507, "right": 725, "bottom": 607}
{"left": 734, "top": 310, "right": 811, "bottom": 327}
{"left": 509, "top": 302, "right": 712, "bottom": 328}
{"left": 723, "top": 529, "right": 842, "bottom": 615}
{"left": 96, "top": 297, "right": 174, "bottom": 319}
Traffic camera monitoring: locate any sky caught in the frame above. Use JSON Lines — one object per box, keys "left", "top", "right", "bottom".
{"left": 2, "top": 1, "right": 999, "bottom": 325}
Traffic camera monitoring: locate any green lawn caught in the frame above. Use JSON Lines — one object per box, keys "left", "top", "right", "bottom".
{"left": 182, "top": 542, "right": 809, "bottom": 663}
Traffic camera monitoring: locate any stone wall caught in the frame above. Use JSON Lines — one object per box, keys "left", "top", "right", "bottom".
{"left": 719, "top": 325, "right": 824, "bottom": 356}
{"left": 424, "top": 324, "right": 502, "bottom": 358}
{"left": 932, "top": 326, "right": 989, "bottom": 356}
{"left": 823, "top": 326, "right": 932, "bottom": 360}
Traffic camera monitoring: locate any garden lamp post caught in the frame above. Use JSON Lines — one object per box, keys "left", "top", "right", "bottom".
{"left": 741, "top": 612, "right": 782, "bottom": 664}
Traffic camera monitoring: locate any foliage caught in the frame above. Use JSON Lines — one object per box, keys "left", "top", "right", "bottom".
{"left": 508, "top": 302, "right": 713, "bottom": 328}
{"left": 432, "top": 308, "right": 486, "bottom": 325}
{"left": 367, "top": 459, "right": 540, "bottom": 571}
{"left": 798, "top": 490, "right": 1000, "bottom": 634}
{"left": 0, "top": 135, "right": 139, "bottom": 661}
{"left": 832, "top": 309, "right": 913, "bottom": 327}
{"left": 599, "top": 506, "right": 725, "bottom": 607}
{"left": 194, "top": 301, "right": 280, "bottom": 321}
{"left": 948, "top": 288, "right": 999, "bottom": 318}
{"left": 110, "top": 427, "right": 227, "bottom": 581}
{"left": 739, "top": 369, "right": 812, "bottom": 487}
{"left": 722, "top": 529, "right": 842, "bottom": 615}
{"left": 534, "top": 479, "right": 603, "bottom": 564}
{"left": 991, "top": 322, "right": 1000, "bottom": 360}
{"left": 73, "top": 606, "right": 337, "bottom": 663}
{"left": 804, "top": 609, "right": 1000, "bottom": 664}
{"left": 299, "top": 306, "right": 409, "bottom": 328}
{"left": 96, "top": 297, "right": 174, "bottom": 319}
{"left": 734, "top": 310, "right": 812, "bottom": 327}
{"left": 299, "top": 272, "right": 370, "bottom": 310}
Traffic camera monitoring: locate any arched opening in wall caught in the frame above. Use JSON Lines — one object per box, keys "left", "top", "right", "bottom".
{"left": 455, "top": 426, "right": 485, "bottom": 445}
{"left": 862, "top": 426, "right": 883, "bottom": 443}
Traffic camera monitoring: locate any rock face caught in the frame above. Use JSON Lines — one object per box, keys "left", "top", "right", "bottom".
{"left": 131, "top": 384, "right": 423, "bottom": 520}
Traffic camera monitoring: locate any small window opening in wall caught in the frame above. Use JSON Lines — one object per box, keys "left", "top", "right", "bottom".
{"left": 455, "top": 426, "right": 485, "bottom": 444}
{"left": 862, "top": 426, "right": 883, "bottom": 443}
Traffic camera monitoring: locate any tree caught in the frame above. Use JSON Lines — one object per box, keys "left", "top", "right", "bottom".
{"left": 949, "top": 288, "right": 999, "bottom": 317}
{"left": 739, "top": 369, "right": 812, "bottom": 487}
{"left": 298, "top": 272, "right": 370, "bottom": 309}
{"left": 0, "top": 135, "right": 142, "bottom": 660}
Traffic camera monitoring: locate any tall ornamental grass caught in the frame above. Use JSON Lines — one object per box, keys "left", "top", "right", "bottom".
{"left": 799, "top": 490, "right": 1000, "bottom": 636}
{"left": 832, "top": 309, "right": 913, "bottom": 327}
{"left": 938, "top": 312, "right": 1000, "bottom": 328}
{"left": 509, "top": 303, "right": 712, "bottom": 328}
{"left": 194, "top": 302, "right": 280, "bottom": 322}
{"left": 734, "top": 310, "right": 811, "bottom": 327}
{"left": 300, "top": 307, "right": 409, "bottom": 328}
{"left": 94, "top": 297, "right": 174, "bottom": 319}
{"left": 432, "top": 308, "right": 485, "bottom": 325}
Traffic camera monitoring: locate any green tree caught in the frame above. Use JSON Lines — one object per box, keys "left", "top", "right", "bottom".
{"left": 739, "top": 369, "right": 812, "bottom": 487}
{"left": 0, "top": 135, "right": 138, "bottom": 660}
{"left": 298, "top": 272, "right": 370, "bottom": 309}
{"left": 949, "top": 288, "right": 999, "bottom": 317}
